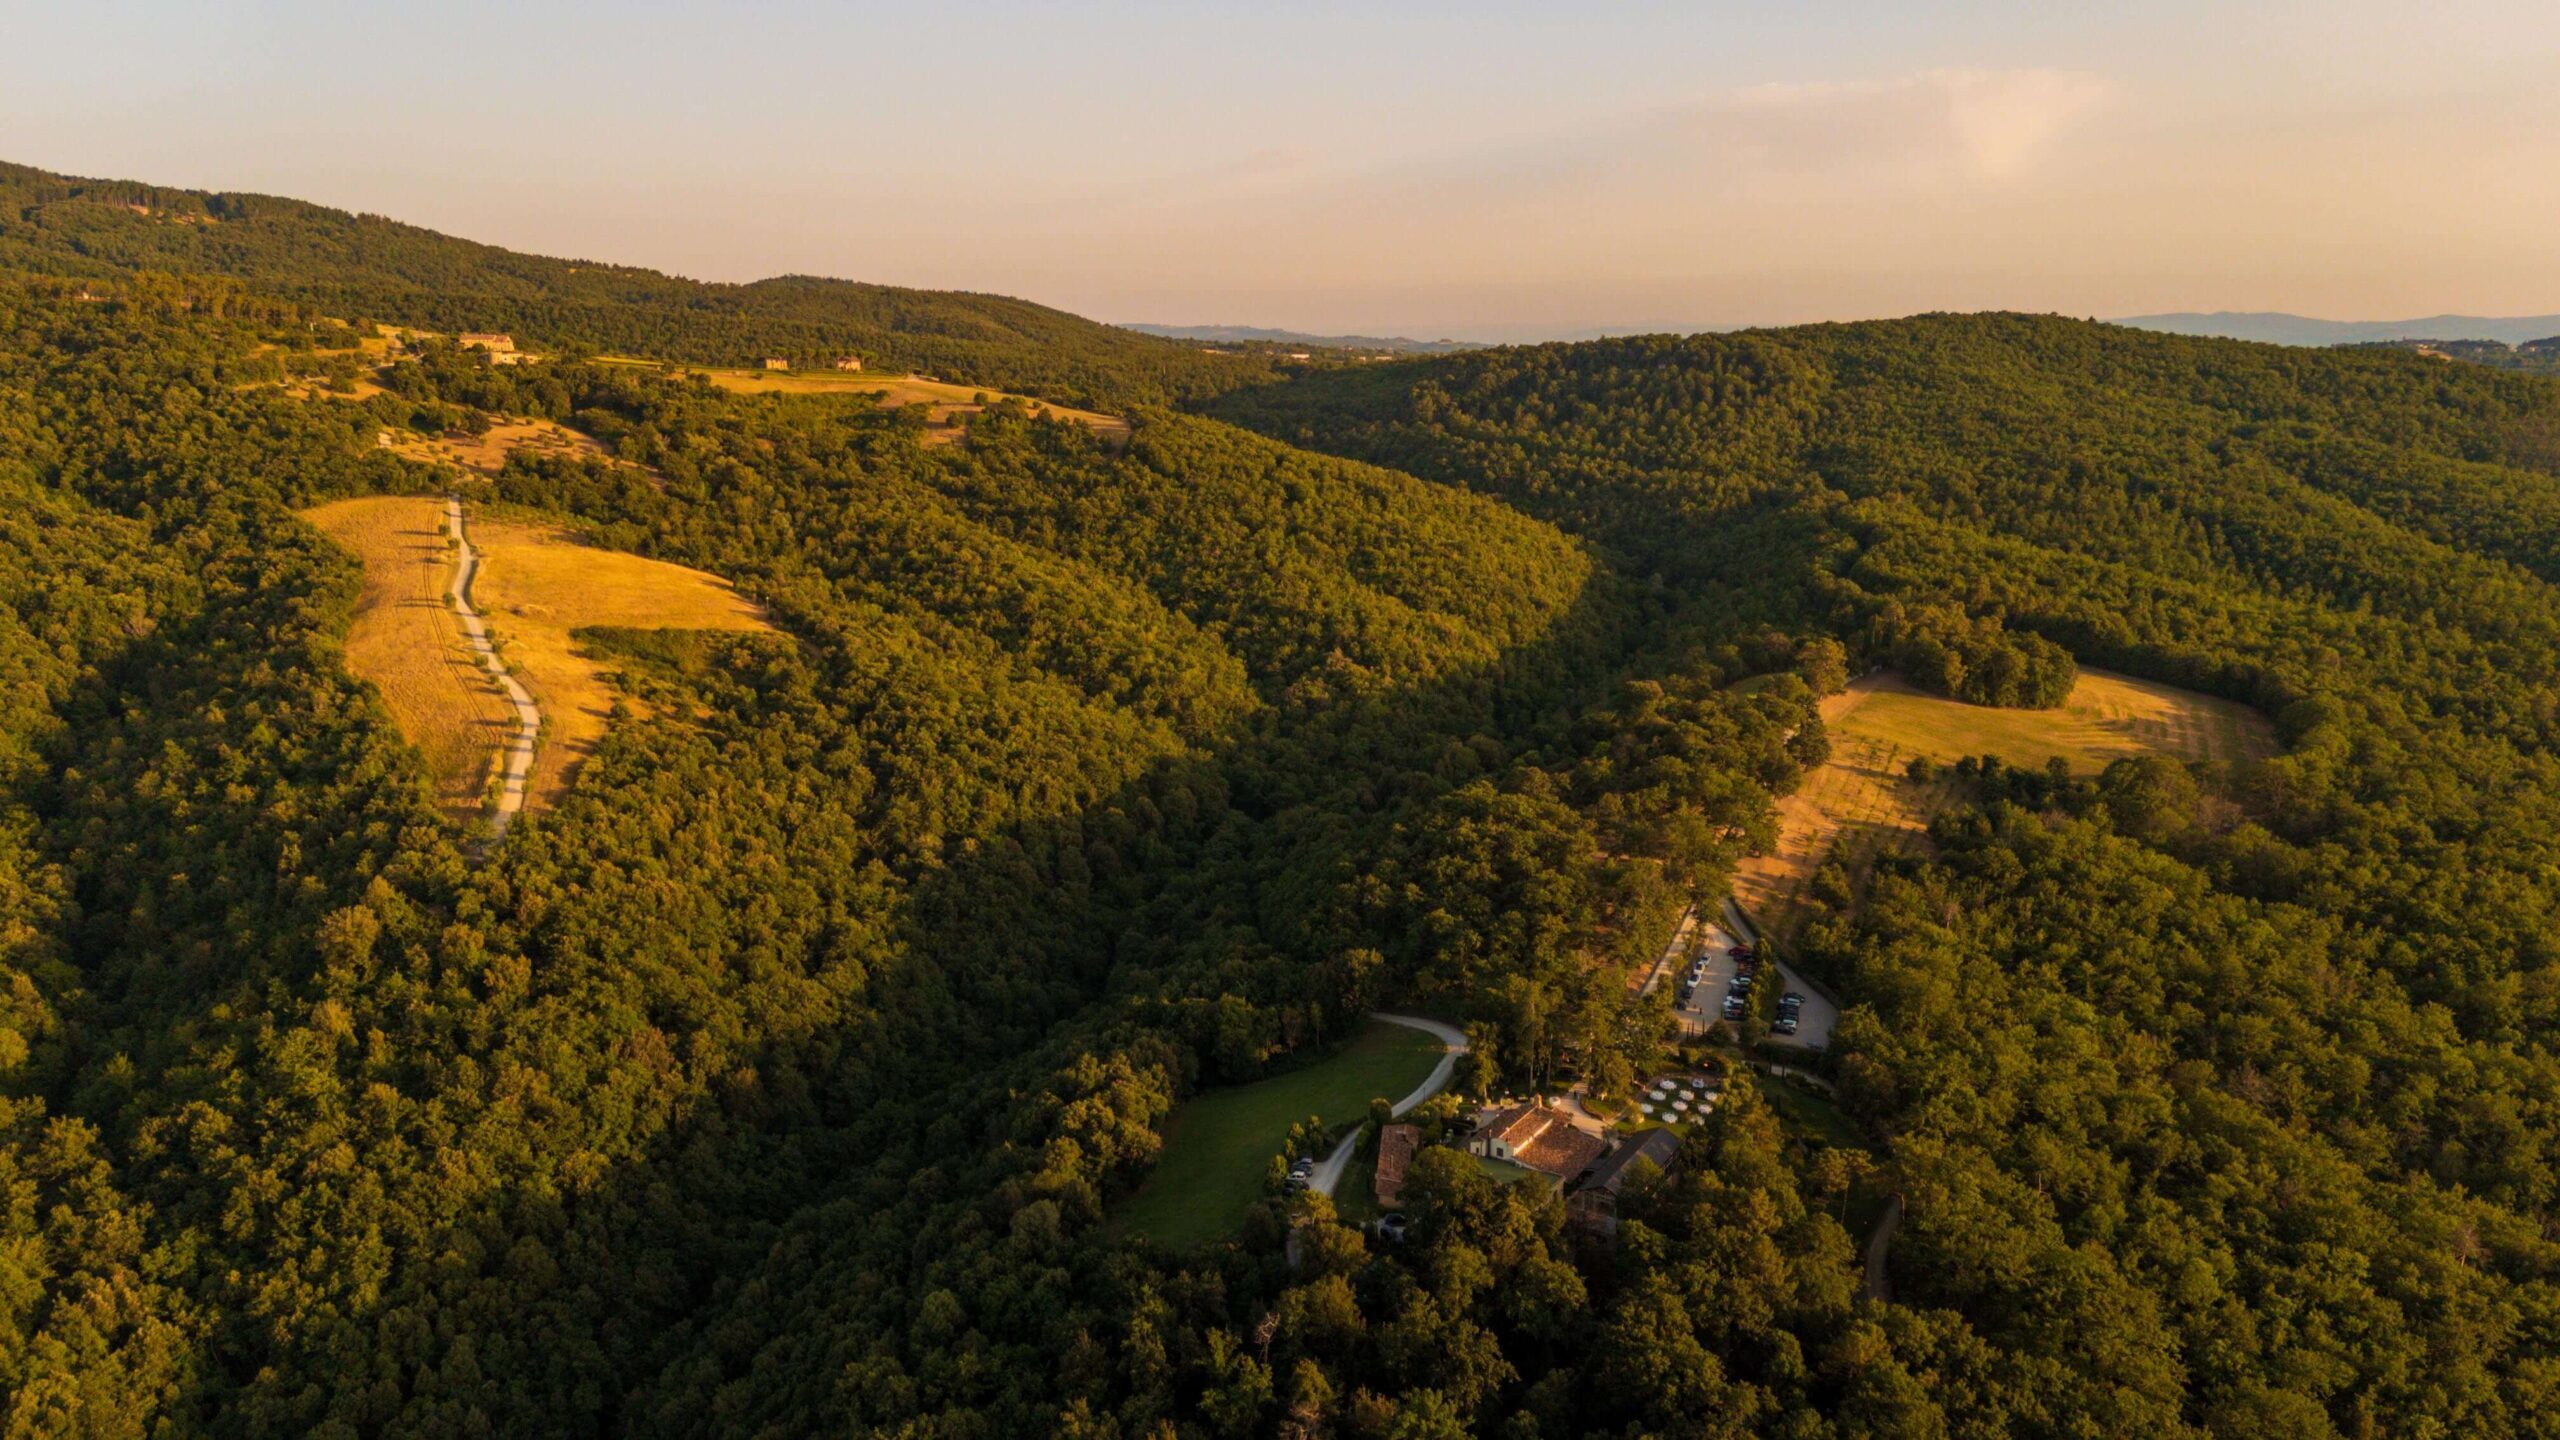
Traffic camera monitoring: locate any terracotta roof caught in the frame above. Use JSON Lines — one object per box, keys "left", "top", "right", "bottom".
{"left": 1374, "top": 1124, "right": 1420, "bottom": 1208}
{"left": 1481, "top": 1104, "right": 1609, "bottom": 1179}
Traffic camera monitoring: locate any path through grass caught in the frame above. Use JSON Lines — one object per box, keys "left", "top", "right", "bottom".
{"left": 305, "top": 497, "right": 774, "bottom": 824}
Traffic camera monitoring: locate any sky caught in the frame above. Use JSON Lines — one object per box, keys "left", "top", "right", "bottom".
{"left": 5, "top": 0, "right": 2558, "bottom": 339}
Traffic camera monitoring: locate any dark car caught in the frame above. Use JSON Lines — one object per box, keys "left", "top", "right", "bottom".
{"left": 1721, "top": 996, "right": 1747, "bottom": 1020}
{"left": 1773, "top": 1015, "right": 1800, "bottom": 1036}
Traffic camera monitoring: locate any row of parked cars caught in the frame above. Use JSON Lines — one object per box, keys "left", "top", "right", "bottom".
{"left": 1675, "top": 939, "right": 1808, "bottom": 1035}
{"left": 1719, "top": 944, "right": 1759, "bottom": 1020}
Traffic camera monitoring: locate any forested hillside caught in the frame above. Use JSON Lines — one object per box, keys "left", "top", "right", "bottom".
{"left": 0, "top": 162, "right": 1270, "bottom": 409}
{"left": 1213, "top": 316, "right": 2560, "bottom": 1435}
{"left": 7, "top": 165, "right": 2560, "bottom": 1438}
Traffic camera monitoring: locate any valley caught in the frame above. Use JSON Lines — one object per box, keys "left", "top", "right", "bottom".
{"left": 5, "top": 155, "right": 2560, "bottom": 1439}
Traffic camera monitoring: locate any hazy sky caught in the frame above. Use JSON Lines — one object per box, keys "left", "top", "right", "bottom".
{"left": 6, "top": 1, "right": 2558, "bottom": 337}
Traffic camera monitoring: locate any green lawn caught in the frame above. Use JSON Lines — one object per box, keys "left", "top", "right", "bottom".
{"left": 1113, "top": 1020, "right": 1447, "bottom": 1249}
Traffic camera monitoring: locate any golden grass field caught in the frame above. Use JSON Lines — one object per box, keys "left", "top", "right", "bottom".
{"left": 639, "top": 361, "right": 1134, "bottom": 448}
{"left": 303, "top": 496, "right": 515, "bottom": 825}
{"left": 1733, "top": 668, "right": 2278, "bottom": 940}
{"left": 463, "top": 515, "right": 772, "bottom": 812}
{"left": 305, "top": 497, "right": 774, "bottom": 824}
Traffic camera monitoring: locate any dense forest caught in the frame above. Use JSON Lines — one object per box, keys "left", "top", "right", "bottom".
{"left": 7, "top": 163, "right": 2560, "bottom": 1437}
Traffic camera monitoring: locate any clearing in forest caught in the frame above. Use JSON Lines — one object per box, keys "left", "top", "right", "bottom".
{"left": 1732, "top": 668, "right": 2277, "bottom": 941}
{"left": 378, "top": 418, "right": 645, "bottom": 480}
{"left": 306, "top": 496, "right": 775, "bottom": 826}
{"left": 1113, "top": 1021, "right": 1446, "bottom": 1250}
{"left": 303, "top": 496, "right": 519, "bottom": 825}
{"left": 642, "top": 361, "right": 1134, "bottom": 448}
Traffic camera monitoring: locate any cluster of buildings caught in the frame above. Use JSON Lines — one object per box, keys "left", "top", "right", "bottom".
{"left": 1372, "top": 1101, "right": 1684, "bottom": 1243}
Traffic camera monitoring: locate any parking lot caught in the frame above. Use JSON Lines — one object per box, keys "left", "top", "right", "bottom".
{"left": 1671, "top": 919, "right": 1757, "bottom": 1029}
{"left": 1667, "top": 908, "right": 1839, "bottom": 1051}
{"left": 1767, "top": 958, "right": 1838, "bottom": 1050}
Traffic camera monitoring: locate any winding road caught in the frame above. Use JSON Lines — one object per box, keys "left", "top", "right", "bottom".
{"left": 446, "top": 496, "right": 541, "bottom": 839}
{"left": 1308, "top": 1013, "right": 1469, "bottom": 1200}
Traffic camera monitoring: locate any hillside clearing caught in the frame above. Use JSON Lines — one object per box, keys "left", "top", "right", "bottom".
{"left": 378, "top": 418, "right": 646, "bottom": 480}
{"left": 644, "top": 361, "right": 1133, "bottom": 448}
{"left": 303, "top": 496, "right": 517, "bottom": 826}
{"left": 306, "top": 497, "right": 774, "bottom": 825}
{"left": 1734, "top": 668, "right": 2276, "bottom": 940}
{"left": 463, "top": 515, "right": 773, "bottom": 814}
{"left": 1112, "top": 1021, "right": 1445, "bottom": 1249}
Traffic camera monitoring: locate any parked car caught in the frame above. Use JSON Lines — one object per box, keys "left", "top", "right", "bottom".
{"left": 1721, "top": 996, "right": 1747, "bottom": 1020}
{"left": 1773, "top": 1015, "right": 1800, "bottom": 1036}
{"left": 1376, "top": 1212, "right": 1411, "bottom": 1244}
{"left": 1289, "top": 1156, "right": 1316, "bottom": 1178}
{"left": 1779, "top": 991, "right": 1804, "bottom": 1011}
{"left": 1728, "top": 945, "right": 1753, "bottom": 960}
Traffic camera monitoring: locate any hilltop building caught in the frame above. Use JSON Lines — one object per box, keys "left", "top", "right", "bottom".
{"left": 762, "top": 357, "right": 791, "bottom": 371}
{"left": 458, "top": 332, "right": 515, "bottom": 352}
{"left": 1470, "top": 1103, "right": 1607, "bottom": 1189}
{"left": 834, "top": 356, "right": 864, "bottom": 371}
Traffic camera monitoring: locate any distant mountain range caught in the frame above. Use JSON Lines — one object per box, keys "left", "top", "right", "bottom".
{"left": 2116, "top": 311, "right": 2560, "bottom": 347}
{"left": 1118, "top": 323, "right": 1485, "bottom": 354}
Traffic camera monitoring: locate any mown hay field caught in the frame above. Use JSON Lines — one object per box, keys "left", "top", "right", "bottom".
{"left": 303, "top": 496, "right": 512, "bottom": 825}
{"left": 655, "top": 362, "right": 1133, "bottom": 448}
{"left": 1734, "top": 668, "right": 2276, "bottom": 940}
{"left": 306, "top": 497, "right": 775, "bottom": 825}
{"left": 464, "top": 516, "right": 773, "bottom": 812}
